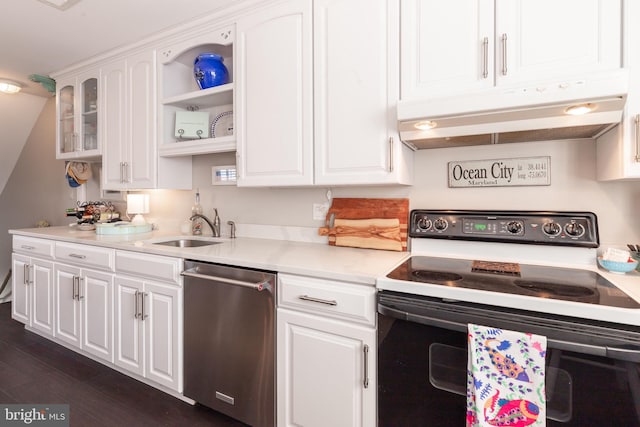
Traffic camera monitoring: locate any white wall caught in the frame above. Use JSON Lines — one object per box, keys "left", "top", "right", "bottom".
{"left": 146, "top": 137, "right": 640, "bottom": 247}
{"left": 0, "top": 98, "right": 72, "bottom": 299}
{"left": 0, "top": 92, "right": 47, "bottom": 195}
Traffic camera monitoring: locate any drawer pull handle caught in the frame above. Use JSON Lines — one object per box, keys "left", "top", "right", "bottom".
{"left": 20, "top": 245, "right": 36, "bottom": 250}
{"left": 298, "top": 295, "right": 337, "bottom": 306}
{"left": 68, "top": 254, "right": 86, "bottom": 259}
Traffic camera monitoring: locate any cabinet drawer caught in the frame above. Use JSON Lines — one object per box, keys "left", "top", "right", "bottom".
{"left": 115, "top": 251, "right": 182, "bottom": 285}
{"left": 13, "top": 236, "right": 55, "bottom": 258}
{"left": 55, "top": 242, "right": 114, "bottom": 271}
{"left": 278, "top": 273, "right": 376, "bottom": 326}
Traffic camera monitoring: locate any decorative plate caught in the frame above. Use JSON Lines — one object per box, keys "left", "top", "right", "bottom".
{"left": 211, "top": 111, "right": 233, "bottom": 138}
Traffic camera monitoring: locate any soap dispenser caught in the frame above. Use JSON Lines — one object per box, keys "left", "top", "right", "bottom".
{"left": 191, "top": 189, "right": 204, "bottom": 235}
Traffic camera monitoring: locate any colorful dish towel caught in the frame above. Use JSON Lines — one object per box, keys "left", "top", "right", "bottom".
{"left": 466, "top": 323, "right": 547, "bottom": 427}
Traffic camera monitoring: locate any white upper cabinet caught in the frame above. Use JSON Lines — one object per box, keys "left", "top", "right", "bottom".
{"left": 56, "top": 69, "right": 100, "bottom": 160}
{"left": 236, "top": 0, "right": 314, "bottom": 187}
{"left": 101, "top": 49, "right": 191, "bottom": 190}
{"left": 101, "top": 51, "right": 157, "bottom": 190}
{"left": 401, "top": 0, "right": 622, "bottom": 100}
{"left": 236, "top": 0, "right": 412, "bottom": 187}
{"left": 314, "top": 0, "right": 412, "bottom": 185}
{"left": 597, "top": 0, "right": 640, "bottom": 180}
{"left": 401, "top": 0, "right": 494, "bottom": 100}
{"left": 495, "top": 0, "right": 621, "bottom": 86}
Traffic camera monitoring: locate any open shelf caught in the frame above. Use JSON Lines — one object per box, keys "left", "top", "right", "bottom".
{"left": 159, "top": 135, "right": 236, "bottom": 157}
{"left": 158, "top": 26, "right": 235, "bottom": 158}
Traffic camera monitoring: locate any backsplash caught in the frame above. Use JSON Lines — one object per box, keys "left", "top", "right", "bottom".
{"left": 138, "top": 139, "right": 640, "bottom": 247}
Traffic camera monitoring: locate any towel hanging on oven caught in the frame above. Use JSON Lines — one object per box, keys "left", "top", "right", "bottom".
{"left": 466, "top": 324, "right": 547, "bottom": 427}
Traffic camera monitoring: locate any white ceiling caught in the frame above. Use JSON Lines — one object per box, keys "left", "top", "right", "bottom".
{"left": 1, "top": 0, "right": 237, "bottom": 97}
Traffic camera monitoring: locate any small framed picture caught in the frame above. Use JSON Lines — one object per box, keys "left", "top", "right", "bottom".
{"left": 175, "top": 111, "right": 210, "bottom": 139}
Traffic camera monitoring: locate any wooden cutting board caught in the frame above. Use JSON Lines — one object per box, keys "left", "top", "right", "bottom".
{"left": 318, "top": 198, "right": 409, "bottom": 251}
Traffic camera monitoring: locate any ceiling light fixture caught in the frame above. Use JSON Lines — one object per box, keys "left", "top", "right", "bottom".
{"left": 414, "top": 120, "right": 438, "bottom": 130}
{"left": 0, "top": 79, "right": 22, "bottom": 94}
{"left": 565, "top": 103, "right": 595, "bottom": 116}
{"left": 35, "top": 0, "right": 82, "bottom": 11}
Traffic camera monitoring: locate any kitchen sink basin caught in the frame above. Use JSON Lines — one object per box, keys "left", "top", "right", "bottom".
{"left": 153, "top": 239, "right": 222, "bottom": 248}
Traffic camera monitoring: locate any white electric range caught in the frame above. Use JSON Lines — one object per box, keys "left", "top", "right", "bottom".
{"left": 377, "top": 210, "right": 640, "bottom": 325}
{"left": 376, "top": 210, "right": 640, "bottom": 426}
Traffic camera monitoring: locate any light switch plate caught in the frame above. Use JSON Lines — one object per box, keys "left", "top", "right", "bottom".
{"left": 212, "top": 165, "right": 237, "bottom": 185}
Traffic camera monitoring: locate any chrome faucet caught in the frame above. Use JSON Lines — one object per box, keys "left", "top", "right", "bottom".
{"left": 190, "top": 209, "right": 221, "bottom": 237}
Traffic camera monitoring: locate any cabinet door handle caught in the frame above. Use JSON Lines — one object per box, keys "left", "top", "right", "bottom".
{"left": 501, "top": 33, "right": 508, "bottom": 76}
{"left": 124, "top": 162, "right": 130, "bottom": 183}
{"left": 72, "top": 276, "right": 78, "bottom": 300}
{"left": 141, "top": 292, "right": 148, "bottom": 320}
{"left": 388, "top": 137, "right": 394, "bottom": 173}
{"left": 482, "top": 36, "right": 489, "bottom": 79}
{"left": 134, "top": 290, "right": 140, "bottom": 319}
{"left": 298, "top": 295, "right": 337, "bottom": 306}
{"left": 77, "top": 277, "right": 84, "bottom": 300}
{"left": 20, "top": 245, "right": 35, "bottom": 251}
{"left": 363, "top": 344, "right": 370, "bottom": 389}
{"left": 635, "top": 115, "right": 640, "bottom": 162}
{"left": 68, "top": 253, "right": 86, "bottom": 259}
{"left": 23, "top": 264, "right": 30, "bottom": 285}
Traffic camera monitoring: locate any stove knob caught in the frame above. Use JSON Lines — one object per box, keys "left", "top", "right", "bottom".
{"left": 564, "top": 221, "right": 585, "bottom": 237}
{"left": 416, "top": 216, "right": 432, "bottom": 231}
{"left": 543, "top": 221, "right": 561, "bottom": 236}
{"left": 506, "top": 221, "right": 523, "bottom": 234}
{"left": 433, "top": 218, "right": 448, "bottom": 231}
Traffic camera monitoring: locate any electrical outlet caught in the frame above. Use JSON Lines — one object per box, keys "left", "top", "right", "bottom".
{"left": 313, "top": 203, "right": 330, "bottom": 220}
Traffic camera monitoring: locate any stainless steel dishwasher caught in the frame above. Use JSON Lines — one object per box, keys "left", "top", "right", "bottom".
{"left": 182, "top": 260, "right": 276, "bottom": 427}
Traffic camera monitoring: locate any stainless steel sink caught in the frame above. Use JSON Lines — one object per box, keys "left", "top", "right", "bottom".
{"left": 153, "top": 239, "right": 222, "bottom": 248}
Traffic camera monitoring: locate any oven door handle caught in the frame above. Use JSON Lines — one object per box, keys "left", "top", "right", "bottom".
{"left": 378, "top": 303, "right": 640, "bottom": 363}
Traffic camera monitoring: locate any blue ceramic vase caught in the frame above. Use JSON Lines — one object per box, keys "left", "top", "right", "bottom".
{"left": 194, "top": 53, "right": 229, "bottom": 89}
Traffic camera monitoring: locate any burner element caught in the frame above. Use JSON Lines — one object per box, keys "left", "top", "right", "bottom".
{"left": 513, "top": 280, "right": 597, "bottom": 300}
{"left": 411, "top": 270, "right": 463, "bottom": 283}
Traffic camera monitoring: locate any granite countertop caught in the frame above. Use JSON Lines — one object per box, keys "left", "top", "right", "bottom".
{"left": 10, "top": 226, "right": 409, "bottom": 285}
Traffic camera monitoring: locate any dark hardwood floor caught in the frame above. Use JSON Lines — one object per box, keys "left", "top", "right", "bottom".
{"left": 0, "top": 301, "right": 247, "bottom": 427}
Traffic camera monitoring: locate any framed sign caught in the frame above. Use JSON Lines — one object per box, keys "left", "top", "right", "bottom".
{"left": 448, "top": 156, "right": 550, "bottom": 188}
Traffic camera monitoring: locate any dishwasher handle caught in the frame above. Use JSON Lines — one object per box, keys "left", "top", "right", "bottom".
{"left": 181, "top": 269, "right": 272, "bottom": 292}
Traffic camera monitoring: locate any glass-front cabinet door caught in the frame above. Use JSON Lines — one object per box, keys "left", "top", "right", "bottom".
{"left": 56, "top": 70, "right": 100, "bottom": 159}
{"left": 81, "top": 77, "right": 98, "bottom": 151}
{"left": 58, "top": 84, "right": 75, "bottom": 154}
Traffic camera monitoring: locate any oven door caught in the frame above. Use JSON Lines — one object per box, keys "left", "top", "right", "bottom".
{"left": 378, "top": 291, "right": 640, "bottom": 427}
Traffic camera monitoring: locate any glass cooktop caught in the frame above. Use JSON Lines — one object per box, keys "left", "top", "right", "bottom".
{"left": 386, "top": 256, "right": 640, "bottom": 309}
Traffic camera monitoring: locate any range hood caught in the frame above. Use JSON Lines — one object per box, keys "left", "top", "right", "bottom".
{"left": 398, "top": 70, "right": 628, "bottom": 149}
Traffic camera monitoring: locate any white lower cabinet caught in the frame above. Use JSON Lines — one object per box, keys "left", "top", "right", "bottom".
{"left": 114, "top": 250, "right": 183, "bottom": 392}
{"left": 12, "top": 254, "right": 55, "bottom": 336}
{"left": 277, "top": 274, "right": 376, "bottom": 427}
{"left": 11, "top": 235, "right": 184, "bottom": 397}
{"left": 114, "top": 276, "right": 182, "bottom": 392}
{"left": 54, "top": 263, "right": 114, "bottom": 363}
{"left": 11, "top": 237, "right": 56, "bottom": 336}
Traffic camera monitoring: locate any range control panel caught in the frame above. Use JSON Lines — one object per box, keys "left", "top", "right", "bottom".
{"left": 409, "top": 210, "right": 599, "bottom": 248}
